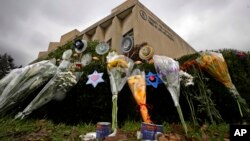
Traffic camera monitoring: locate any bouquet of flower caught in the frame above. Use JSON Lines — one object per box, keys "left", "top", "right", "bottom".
{"left": 196, "top": 51, "right": 250, "bottom": 118}
{"left": 153, "top": 55, "right": 188, "bottom": 134}
{"left": 0, "top": 69, "right": 20, "bottom": 95}
{"left": 0, "top": 60, "right": 57, "bottom": 115}
{"left": 15, "top": 71, "right": 77, "bottom": 119}
{"left": 106, "top": 51, "right": 134, "bottom": 132}
{"left": 128, "top": 69, "right": 152, "bottom": 123}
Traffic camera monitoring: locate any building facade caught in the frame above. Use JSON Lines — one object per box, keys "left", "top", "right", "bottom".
{"left": 38, "top": 0, "right": 196, "bottom": 59}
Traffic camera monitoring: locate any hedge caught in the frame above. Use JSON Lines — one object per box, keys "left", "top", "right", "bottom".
{"left": 10, "top": 41, "right": 250, "bottom": 126}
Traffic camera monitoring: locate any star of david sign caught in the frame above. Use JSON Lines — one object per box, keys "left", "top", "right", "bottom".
{"left": 86, "top": 70, "right": 104, "bottom": 87}
{"left": 146, "top": 72, "right": 162, "bottom": 88}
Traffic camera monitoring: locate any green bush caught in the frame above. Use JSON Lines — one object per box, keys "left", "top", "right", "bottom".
{"left": 21, "top": 43, "right": 250, "bottom": 126}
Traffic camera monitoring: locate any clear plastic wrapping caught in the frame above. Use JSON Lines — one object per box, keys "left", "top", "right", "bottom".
{"left": 0, "top": 60, "right": 57, "bottom": 115}
{"left": 15, "top": 71, "right": 77, "bottom": 119}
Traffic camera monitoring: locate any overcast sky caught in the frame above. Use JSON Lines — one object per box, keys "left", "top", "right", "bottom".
{"left": 0, "top": 0, "right": 250, "bottom": 66}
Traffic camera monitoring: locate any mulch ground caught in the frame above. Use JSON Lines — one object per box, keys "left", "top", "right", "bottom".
{"left": 2, "top": 125, "right": 230, "bottom": 141}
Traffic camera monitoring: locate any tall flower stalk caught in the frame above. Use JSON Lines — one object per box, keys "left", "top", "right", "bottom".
{"left": 127, "top": 69, "right": 152, "bottom": 123}
{"left": 196, "top": 51, "right": 250, "bottom": 118}
{"left": 193, "top": 67, "right": 223, "bottom": 124}
{"left": 106, "top": 51, "right": 134, "bottom": 133}
{"left": 179, "top": 70, "right": 198, "bottom": 125}
{"left": 153, "top": 55, "right": 188, "bottom": 134}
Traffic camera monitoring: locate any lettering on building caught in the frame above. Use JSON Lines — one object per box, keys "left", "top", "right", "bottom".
{"left": 139, "top": 10, "right": 174, "bottom": 41}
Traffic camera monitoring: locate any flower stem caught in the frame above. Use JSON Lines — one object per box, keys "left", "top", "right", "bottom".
{"left": 112, "top": 96, "right": 118, "bottom": 130}
{"left": 236, "top": 99, "right": 243, "bottom": 117}
{"left": 176, "top": 105, "right": 188, "bottom": 135}
{"left": 184, "top": 91, "right": 198, "bottom": 125}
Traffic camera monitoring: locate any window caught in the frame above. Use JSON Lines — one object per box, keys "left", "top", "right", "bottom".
{"left": 123, "top": 29, "right": 133, "bottom": 37}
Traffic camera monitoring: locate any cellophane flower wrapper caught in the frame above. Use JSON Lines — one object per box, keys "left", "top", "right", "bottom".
{"left": 0, "top": 69, "right": 20, "bottom": 95}
{"left": 153, "top": 55, "right": 180, "bottom": 106}
{"left": 62, "top": 49, "right": 72, "bottom": 60}
{"left": 0, "top": 60, "right": 57, "bottom": 115}
{"left": 196, "top": 52, "right": 234, "bottom": 90}
{"left": 128, "top": 69, "right": 152, "bottom": 123}
{"left": 81, "top": 53, "right": 92, "bottom": 67}
{"left": 106, "top": 51, "right": 134, "bottom": 130}
{"left": 196, "top": 51, "right": 250, "bottom": 117}
{"left": 15, "top": 71, "right": 77, "bottom": 119}
{"left": 58, "top": 60, "right": 71, "bottom": 71}
{"left": 153, "top": 55, "right": 187, "bottom": 134}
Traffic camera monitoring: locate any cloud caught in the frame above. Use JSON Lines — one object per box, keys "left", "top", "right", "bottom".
{"left": 0, "top": 0, "right": 249, "bottom": 66}
{"left": 0, "top": 0, "right": 123, "bottom": 66}
{"left": 148, "top": 0, "right": 250, "bottom": 51}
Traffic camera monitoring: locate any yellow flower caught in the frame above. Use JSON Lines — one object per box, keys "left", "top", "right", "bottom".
{"left": 107, "top": 59, "right": 128, "bottom": 69}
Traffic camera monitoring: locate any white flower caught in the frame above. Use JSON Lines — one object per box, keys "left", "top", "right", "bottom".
{"left": 179, "top": 70, "right": 194, "bottom": 87}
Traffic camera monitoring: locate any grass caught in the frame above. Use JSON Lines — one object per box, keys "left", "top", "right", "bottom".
{"left": 0, "top": 116, "right": 230, "bottom": 141}
{"left": 0, "top": 116, "right": 96, "bottom": 141}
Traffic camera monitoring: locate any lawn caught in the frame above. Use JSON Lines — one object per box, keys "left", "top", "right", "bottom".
{"left": 0, "top": 116, "right": 229, "bottom": 141}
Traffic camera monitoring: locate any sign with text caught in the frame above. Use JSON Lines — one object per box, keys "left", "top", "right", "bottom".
{"left": 230, "top": 124, "right": 250, "bottom": 141}
{"left": 139, "top": 10, "right": 175, "bottom": 41}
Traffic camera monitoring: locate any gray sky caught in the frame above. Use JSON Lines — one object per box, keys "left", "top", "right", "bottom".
{"left": 0, "top": 0, "right": 250, "bottom": 66}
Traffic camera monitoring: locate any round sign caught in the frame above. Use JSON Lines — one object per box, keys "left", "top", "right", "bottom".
{"left": 73, "top": 39, "right": 87, "bottom": 53}
{"left": 121, "top": 36, "right": 133, "bottom": 53}
{"left": 140, "top": 10, "right": 147, "bottom": 20}
{"left": 96, "top": 42, "right": 110, "bottom": 55}
{"left": 139, "top": 45, "right": 154, "bottom": 60}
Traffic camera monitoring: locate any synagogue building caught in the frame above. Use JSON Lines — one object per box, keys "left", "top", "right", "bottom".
{"left": 38, "top": 0, "right": 196, "bottom": 59}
